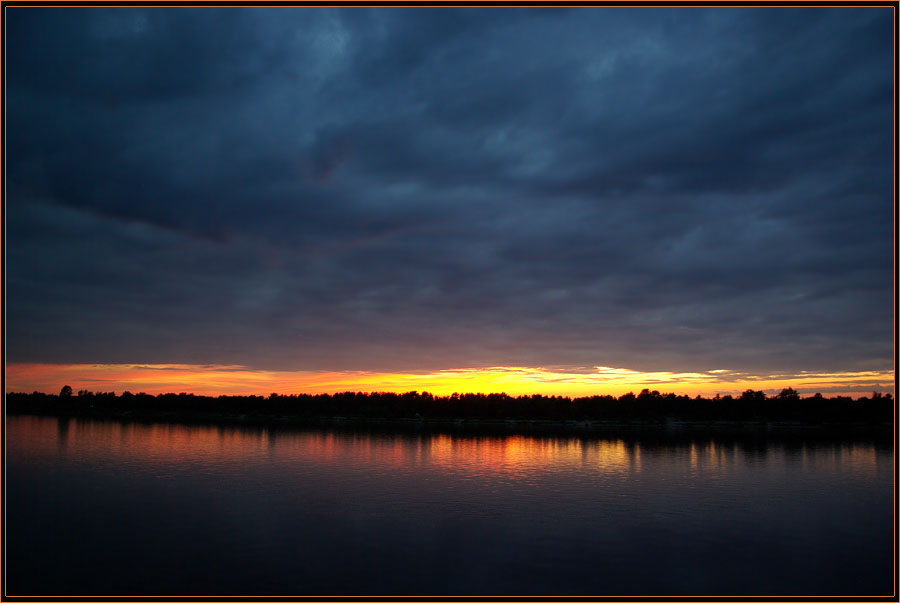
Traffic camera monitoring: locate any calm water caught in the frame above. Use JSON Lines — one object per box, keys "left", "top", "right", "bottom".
{"left": 6, "top": 415, "right": 894, "bottom": 596}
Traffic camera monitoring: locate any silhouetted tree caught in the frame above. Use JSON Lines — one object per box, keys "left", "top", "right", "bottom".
{"left": 4, "top": 387, "right": 894, "bottom": 428}
{"left": 740, "top": 389, "right": 766, "bottom": 403}
{"left": 777, "top": 387, "right": 800, "bottom": 401}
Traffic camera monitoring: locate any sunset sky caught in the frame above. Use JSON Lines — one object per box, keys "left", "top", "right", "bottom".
{"left": 5, "top": 7, "right": 895, "bottom": 397}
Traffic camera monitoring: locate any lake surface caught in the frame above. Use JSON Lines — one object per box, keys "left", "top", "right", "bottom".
{"left": 6, "top": 415, "right": 894, "bottom": 596}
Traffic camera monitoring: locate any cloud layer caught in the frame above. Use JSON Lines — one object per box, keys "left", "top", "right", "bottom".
{"left": 6, "top": 8, "right": 895, "bottom": 377}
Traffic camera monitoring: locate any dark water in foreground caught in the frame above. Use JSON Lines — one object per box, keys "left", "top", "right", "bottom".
{"left": 6, "top": 415, "right": 894, "bottom": 596}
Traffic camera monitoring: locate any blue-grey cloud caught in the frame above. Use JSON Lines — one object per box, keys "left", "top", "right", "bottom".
{"left": 5, "top": 7, "right": 894, "bottom": 376}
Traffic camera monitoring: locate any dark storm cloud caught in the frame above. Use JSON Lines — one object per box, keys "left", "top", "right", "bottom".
{"left": 6, "top": 7, "right": 894, "bottom": 375}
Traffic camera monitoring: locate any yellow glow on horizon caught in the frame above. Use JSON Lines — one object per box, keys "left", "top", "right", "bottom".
{"left": 4, "top": 363, "right": 894, "bottom": 398}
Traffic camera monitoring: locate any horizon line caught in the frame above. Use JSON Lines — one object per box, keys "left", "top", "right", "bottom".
{"left": 4, "top": 362, "right": 895, "bottom": 399}
{"left": 9, "top": 388, "right": 894, "bottom": 402}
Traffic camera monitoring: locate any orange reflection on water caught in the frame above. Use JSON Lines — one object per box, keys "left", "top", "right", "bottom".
{"left": 9, "top": 416, "right": 638, "bottom": 477}
{"left": 423, "top": 434, "right": 637, "bottom": 478}
{"left": 7, "top": 416, "right": 282, "bottom": 467}
{"left": 8, "top": 416, "right": 885, "bottom": 485}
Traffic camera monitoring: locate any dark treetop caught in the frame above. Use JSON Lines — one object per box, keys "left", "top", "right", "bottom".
{"left": 7, "top": 388, "right": 893, "bottom": 434}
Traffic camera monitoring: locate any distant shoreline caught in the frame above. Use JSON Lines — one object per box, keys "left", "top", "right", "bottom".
{"left": 6, "top": 389, "right": 893, "bottom": 440}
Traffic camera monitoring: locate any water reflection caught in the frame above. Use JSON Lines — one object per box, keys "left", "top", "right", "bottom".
{"left": 7, "top": 416, "right": 890, "bottom": 481}
{"left": 6, "top": 416, "right": 893, "bottom": 596}
{"left": 56, "top": 417, "right": 71, "bottom": 453}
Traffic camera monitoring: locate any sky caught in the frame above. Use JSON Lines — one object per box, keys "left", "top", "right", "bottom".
{"left": 5, "top": 7, "right": 895, "bottom": 397}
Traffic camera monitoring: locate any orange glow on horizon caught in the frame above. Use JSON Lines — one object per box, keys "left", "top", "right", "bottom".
{"left": 4, "top": 362, "right": 895, "bottom": 399}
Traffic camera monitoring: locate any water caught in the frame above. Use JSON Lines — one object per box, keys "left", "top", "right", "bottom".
{"left": 6, "top": 415, "right": 894, "bottom": 596}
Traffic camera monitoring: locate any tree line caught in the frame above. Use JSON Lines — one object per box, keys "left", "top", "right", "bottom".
{"left": 5, "top": 387, "right": 893, "bottom": 424}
